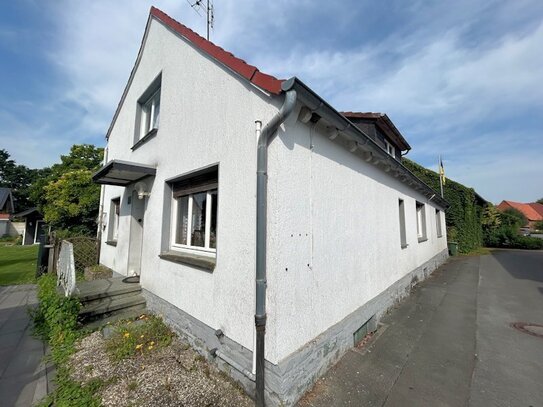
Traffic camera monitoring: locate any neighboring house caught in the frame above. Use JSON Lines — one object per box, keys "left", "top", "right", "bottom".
{"left": 13, "top": 207, "right": 48, "bottom": 245}
{"left": 497, "top": 200, "right": 543, "bottom": 229}
{"left": 0, "top": 187, "right": 17, "bottom": 237}
{"left": 93, "top": 7, "right": 449, "bottom": 406}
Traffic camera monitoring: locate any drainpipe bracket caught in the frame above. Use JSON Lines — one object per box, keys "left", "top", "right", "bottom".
{"left": 255, "top": 314, "right": 267, "bottom": 327}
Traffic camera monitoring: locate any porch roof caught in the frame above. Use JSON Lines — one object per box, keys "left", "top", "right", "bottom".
{"left": 92, "top": 160, "right": 156, "bottom": 186}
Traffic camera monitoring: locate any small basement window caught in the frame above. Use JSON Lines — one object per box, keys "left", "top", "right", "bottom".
{"left": 171, "top": 166, "right": 218, "bottom": 254}
{"left": 134, "top": 73, "right": 161, "bottom": 147}
{"left": 416, "top": 201, "right": 427, "bottom": 242}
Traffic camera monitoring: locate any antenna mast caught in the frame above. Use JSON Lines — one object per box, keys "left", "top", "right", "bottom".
{"left": 188, "top": 0, "right": 214, "bottom": 40}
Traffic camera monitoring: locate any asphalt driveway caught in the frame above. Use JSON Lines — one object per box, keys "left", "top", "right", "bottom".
{"left": 299, "top": 250, "right": 543, "bottom": 407}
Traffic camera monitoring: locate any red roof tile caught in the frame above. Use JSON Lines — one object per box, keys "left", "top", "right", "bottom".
{"left": 150, "top": 7, "right": 283, "bottom": 94}
{"left": 529, "top": 203, "right": 543, "bottom": 218}
{"left": 497, "top": 200, "right": 543, "bottom": 221}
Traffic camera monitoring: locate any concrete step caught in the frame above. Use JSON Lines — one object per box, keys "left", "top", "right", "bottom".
{"left": 80, "top": 289, "right": 141, "bottom": 309}
{"left": 83, "top": 308, "right": 147, "bottom": 330}
{"left": 79, "top": 294, "right": 146, "bottom": 319}
{"left": 77, "top": 277, "right": 142, "bottom": 302}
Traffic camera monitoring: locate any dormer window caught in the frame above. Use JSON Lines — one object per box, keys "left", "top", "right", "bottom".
{"left": 133, "top": 73, "right": 162, "bottom": 148}
{"left": 384, "top": 139, "right": 395, "bottom": 157}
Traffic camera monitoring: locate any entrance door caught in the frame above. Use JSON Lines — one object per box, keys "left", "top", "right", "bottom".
{"left": 127, "top": 190, "right": 145, "bottom": 276}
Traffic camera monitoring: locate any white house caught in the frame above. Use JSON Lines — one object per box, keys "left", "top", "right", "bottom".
{"left": 94, "top": 7, "right": 448, "bottom": 406}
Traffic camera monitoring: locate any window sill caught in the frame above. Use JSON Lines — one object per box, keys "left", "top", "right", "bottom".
{"left": 131, "top": 128, "right": 158, "bottom": 151}
{"left": 418, "top": 237, "right": 428, "bottom": 243}
{"left": 159, "top": 250, "right": 215, "bottom": 271}
{"left": 437, "top": 235, "right": 443, "bottom": 238}
{"left": 105, "top": 240, "right": 118, "bottom": 246}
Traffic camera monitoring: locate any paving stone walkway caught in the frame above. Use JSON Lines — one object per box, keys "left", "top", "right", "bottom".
{"left": 0, "top": 285, "right": 48, "bottom": 406}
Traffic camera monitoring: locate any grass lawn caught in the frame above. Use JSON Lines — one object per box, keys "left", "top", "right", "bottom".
{"left": 0, "top": 245, "right": 39, "bottom": 285}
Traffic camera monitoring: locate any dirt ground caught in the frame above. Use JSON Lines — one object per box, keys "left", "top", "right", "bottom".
{"left": 70, "top": 331, "right": 253, "bottom": 407}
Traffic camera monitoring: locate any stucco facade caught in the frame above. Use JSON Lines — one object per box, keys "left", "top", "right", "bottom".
{"left": 97, "top": 8, "right": 448, "bottom": 406}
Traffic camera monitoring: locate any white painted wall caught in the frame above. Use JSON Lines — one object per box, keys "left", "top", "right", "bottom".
{"left": 266, "top": 116, "right": 448, "bottom": 363}
{"left": 100, "top": 18, "right": 281, "bottom": 354}
{"left": 100, "top": 15, "right": 447, "bottom": 368}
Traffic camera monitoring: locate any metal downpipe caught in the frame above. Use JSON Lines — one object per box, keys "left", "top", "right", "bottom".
{"left": 255, "top": 89, "right": 297, "bottom": 407}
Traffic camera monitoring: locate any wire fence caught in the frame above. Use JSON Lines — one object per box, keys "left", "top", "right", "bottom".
{"left": 50, "top": 234, "right": 99, "bottom": 275}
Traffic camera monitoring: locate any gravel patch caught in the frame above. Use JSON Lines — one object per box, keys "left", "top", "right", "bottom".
{"left": 70, "top": 331, "right": 253, "bottom": 407}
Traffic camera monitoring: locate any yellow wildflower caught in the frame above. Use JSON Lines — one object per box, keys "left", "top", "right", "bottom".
{"left": 148, "top": 345, "right": 154, "bottom": 350}
{"left": 140, "top": 335, "right": 144, "bottom": 339}
{"left": 149, "top": 341, "right": 155, "bottom": 346}
{"left": 135, "top": 344, "right": 143, "bottom": 350}
{"left": 124, "top": 332, "right": 130, "bottom": 338}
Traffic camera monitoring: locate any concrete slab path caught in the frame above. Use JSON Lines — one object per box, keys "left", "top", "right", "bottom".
{"left": 0, "top": 285, "right": 48, "bottom": 407}
{"left": 299, "top": 250, "right": 543, "bottom": 407}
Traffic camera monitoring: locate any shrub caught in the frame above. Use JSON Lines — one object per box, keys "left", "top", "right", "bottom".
{"left": 32, "top": 274, "right": 102, "bottom": 407}
{"left": 105, "top": 315, "right": 174, "bottom": 361}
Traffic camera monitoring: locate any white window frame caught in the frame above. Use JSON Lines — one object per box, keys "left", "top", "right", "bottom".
{"left": 33, "top": 220, "right": 45, "bottom": 244}
{"left": 436, "top": 209, "right": 443, "bottom": 238}
{"left": 416, "top": 201, "right": 427, "bottom": 241}
{"left": 399, "top": 198, "right": 407, "bottom": 248}
{"left": 139, "top": 88, "right": 160, "bottom": 138}
{"left": 108, "top": 198, "right": 121, "bottom": 242}
{"left": 384, "top": 139, "right": 395, "bottom": 157}
{"left": 171, "top": 187, "right": 217, "bottom": 255}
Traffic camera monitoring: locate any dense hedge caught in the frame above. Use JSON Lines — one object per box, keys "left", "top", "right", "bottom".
{"left": 403, "top": 159, "right": 485, "bottom": 253}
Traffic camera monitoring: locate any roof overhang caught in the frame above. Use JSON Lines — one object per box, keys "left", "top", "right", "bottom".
{"left": 282, "top": 77, "right": 449, "bottom": 210}
{"left": 92, "top": 160, "right": 156, "bottom": 186}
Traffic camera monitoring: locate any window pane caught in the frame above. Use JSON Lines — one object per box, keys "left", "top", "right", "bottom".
{"left": 210, "top": 190, "right": 217, "bottom": 248}
{"left": 176, "top": 196, "right": 189, "bottom": 245}
{"left": 152, "top": 94, "right": 160, "bottom": 129}
{"left": 191, "top": 192, "right": 207, "bottom": 247}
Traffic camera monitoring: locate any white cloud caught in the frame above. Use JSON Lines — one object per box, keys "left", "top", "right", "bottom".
{"left": 4, "top": 0, "right": 542, "bottom": 202}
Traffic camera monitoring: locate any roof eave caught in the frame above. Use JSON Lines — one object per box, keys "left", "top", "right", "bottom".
{"left": 282, "top": 77, "right": 449, "bottom": 210}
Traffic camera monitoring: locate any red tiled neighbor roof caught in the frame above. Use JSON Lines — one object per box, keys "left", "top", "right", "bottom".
{"left": 529, "top": 202, "right": 543, "bottom": 218}
{"left": 497, "top": 200, "right": 543, "bottom": 221}
{"left": 150, "top": 7, "right": 283, "bottom": 94}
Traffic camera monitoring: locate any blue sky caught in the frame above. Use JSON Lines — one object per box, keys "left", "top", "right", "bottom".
{"left": 1, "top": 0, "right": 542, "bottom": 203}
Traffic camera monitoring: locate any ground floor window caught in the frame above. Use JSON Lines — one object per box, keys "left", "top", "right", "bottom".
{"left": 416, "top": 201, "right": 427, "bottom": 241}
{"left": 171, "top": 166, "right": 218, "bottom": 253}
{"left": 108, "top": 197, "right": 121, "bottom": 242}
{"left": 436, "top": 209, "right": 443, "bottom": 238}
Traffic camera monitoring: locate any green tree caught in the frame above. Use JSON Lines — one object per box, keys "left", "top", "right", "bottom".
{"left": 482, "top": 204, "right": 501, "bottom": 231}
{"left": 36, "top": 144, "right": 104, "bottom": 236}
{"left": 537, "top": 198, "right": 543, "bottom": 205}
{"left": 500, "top": 208, "right": 527, "bottom": 229}
{"left": 0, "top": 149, "right": 41, "bottom": 212}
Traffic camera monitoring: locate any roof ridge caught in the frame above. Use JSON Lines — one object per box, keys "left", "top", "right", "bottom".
{"left": 149, "top": 7, "right": 283, "bottom": 94}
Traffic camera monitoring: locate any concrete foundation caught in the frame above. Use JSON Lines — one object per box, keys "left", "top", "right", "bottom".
{"left": 143, "top": 248, "right": 448, "bottom": 406}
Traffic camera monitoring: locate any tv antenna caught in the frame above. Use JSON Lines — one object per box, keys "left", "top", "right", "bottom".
{"left": 187, "top": 0, "right": 214, "bottom": 40}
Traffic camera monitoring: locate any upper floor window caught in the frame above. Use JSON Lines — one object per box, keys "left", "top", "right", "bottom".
{"left": 134, "top": 73, "right": 161, "bottom": 147}
{"left": 140, "top": 89, "right": 160, "bottom": 136}
{"left": 384, "top": 139, "right": 395, "bottom": 157}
